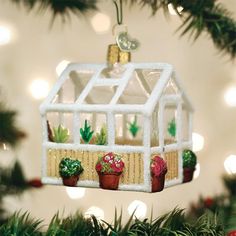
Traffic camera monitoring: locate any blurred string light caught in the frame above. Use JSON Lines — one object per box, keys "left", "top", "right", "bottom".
{"left": 0, "top": 26, "right": 11, "bottom": 45}
{"left": 128, "top": 200, "right": 147, "bottom": 219}
{"left": 194, "top": 163, "right": 200, "bottom": 179}
{"left": 66, "top": 187, "right": 85, "bottom": 199}
{"left": 85, "top": 206, "right": 104, "bottom": 220}
{"left": 224, "top": 87, "right": 236, "bottom": 107}
{"left": 56, "top": 60, "right": 70, "bottom": 76}
{"left": 0, "top": 143, "right": 8, "bottom": 150}
{"left": 90, "top": 13, "right": 111, "bottom": 34}
{"left": 168, "top": 4, "right": 183, "bottom": 15}
{"left": 192, "top": 132, "right": 204, "bottom": 152}
{"left": 224, "top": 155, "right": 236, "bottom": 174}
{"left": 29, "top": 79, "right": 50, "bottom": 100}
{"left": 0, "top": 143, "right": 15, "bottom": 167}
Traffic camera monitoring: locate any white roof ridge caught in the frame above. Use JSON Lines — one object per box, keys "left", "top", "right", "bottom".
{"left": 41, "top": 62, "right": 194, "bottom": 113}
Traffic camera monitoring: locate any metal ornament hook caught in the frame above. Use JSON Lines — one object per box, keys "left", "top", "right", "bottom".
{"left": 113, "top": 0, "right": 123, "bottom": 25}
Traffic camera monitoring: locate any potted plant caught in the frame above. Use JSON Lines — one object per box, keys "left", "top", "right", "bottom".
{"left": 128, "top": 115, "right": 140, "bottom": 138}
{"left": 80, "top": 120, "right": 94, "bottom": 144}
{"left": 95, "top": 152, "right": 125, "bottom": 190}
{"left": 167, "top": 118, "right": 176, "bottom": 138}
{"left": 95, "top": 126, "right": 107, "bottom": 145}
{"left": 59, "top": 158, "right": 84, "bottom": 187}
{"left": 151, "top": 155, "right": 168, "bottom": 192}
{"left": 182, "top": 149, "right": 197, "bottom": 183}
{"left": 48, "top": 124, "right": 70, "bottom": 143}
{"left": 47, "top": 120, "right": 54, "bottom": 142}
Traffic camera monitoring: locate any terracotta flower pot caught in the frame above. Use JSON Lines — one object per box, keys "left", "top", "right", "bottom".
{"left": 183, "top": 167, "right": 195, "bottom": 183}
{"left": 98, "top": 172, "right": 121, "bottom": 190}
{"left": 152, "top": 174, "right": 166, "bottom": 192}
{"left": 62, "top": 175, "right": 79, "bottom": 187}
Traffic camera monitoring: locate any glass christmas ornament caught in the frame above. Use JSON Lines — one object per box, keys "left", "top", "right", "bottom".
{"left": 40, "top": 60, "right": 194, "bottom": 192}
{"left": 40, "top": 0, "right": 194, "bottom": 192}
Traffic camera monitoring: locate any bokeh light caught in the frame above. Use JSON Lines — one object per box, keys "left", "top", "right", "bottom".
{"left": 168, "top": 4, "right": 183, "bottom": 15}
{"left": 194, "top": 163, "right": 201, "bottom": 179}
{"left": 224, "top": 87, "right": 236, "bottom": 107}
{"left": 91, "top": 13, "right": 111, "bottom": 34}
{"left": 0, "top": 26, "right": 11, "bottom": 45}
{"left": 66, "top": 187, "right": 86, "bottom": 199}
{"left": 128, "top": 200, "right": 147, "bottom": 219}
{"left": 192, "top": 132, "right": 204, "bottom": 152}
{"left": 29, "top": 79, "right": 49, "bottom": 100}
{"left": 224, "top": 155, "right": 236, "bottom": 174}
{"left": 85, "top": 206, "right": 104, "bottom": 220}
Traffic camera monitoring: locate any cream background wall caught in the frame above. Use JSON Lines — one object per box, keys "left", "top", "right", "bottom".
{"left": 0, "top": 0, "right": 235, "bottom": 223}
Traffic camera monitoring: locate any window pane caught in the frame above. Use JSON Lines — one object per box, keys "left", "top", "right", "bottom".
{"left": 115, "top": 113, "right": 143, "bottom": 146}
{"left": 163, "top": 105, "right": 177, "bottom": 145}
{"left": 83, "top": 86, "right": 117, "bottom": 104}
{"left": 117, "top": 69, "right": 162, "bottom": 104}
{"left": 51, "top": 70, "right": 93, "bottom": 104}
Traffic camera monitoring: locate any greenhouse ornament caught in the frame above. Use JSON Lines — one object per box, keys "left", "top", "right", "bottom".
{"left": 40, "top": 0, "right": 197, "bottom": 192}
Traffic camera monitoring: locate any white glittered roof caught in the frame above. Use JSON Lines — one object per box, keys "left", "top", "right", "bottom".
{"left": 40, "top": 62, "right": 193, "bottom": 115}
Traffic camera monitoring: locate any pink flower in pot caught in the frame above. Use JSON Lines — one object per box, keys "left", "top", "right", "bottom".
{"left": 151, "top": 156, "right": 167, "bottom": 192}
{"left": 95, "top": 152, "right": 125, "bottom": 190}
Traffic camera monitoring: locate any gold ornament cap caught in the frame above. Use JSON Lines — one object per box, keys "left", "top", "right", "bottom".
{"left": 107, "top": 44, "right": 131, "bottom": 65}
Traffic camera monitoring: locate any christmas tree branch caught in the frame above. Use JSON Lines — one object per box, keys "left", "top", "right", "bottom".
{"left": 0, "top": 105, "right": 26, "bottom": 147}
{"left": 0, "top": 208, "right": 225, "bottom": 235}
{"left": 129, "top": 0, "right": 236, "bottom": 58}
{"left": 10, "top": 0, "right": 98, "bottom": 21}
{"left": 6, "top": 0, "right": 236, "bottom": 57}
{"left": 0, "top": 161, "right": 29, "bottom": 198}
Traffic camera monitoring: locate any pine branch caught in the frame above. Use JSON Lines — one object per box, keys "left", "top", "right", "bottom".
{"left": 177, "top": 0, "right": 236, "bottom": 58}
{"left": 9, "top": 0, "right": 236, "bottom": 58}
{"left": 0, "top": 212, "right": 42, "bottom": 235}
{"left": 226, "top": 197, "right": 236, "bottom": 233}
{"left": 0, "top": 161, "right": 34, "bottom": 223}
{"left": 223, "top": 174, "right": 236, "bottom": 196}
{"left": 0, "top": 208, "right": 225, "bottom": 235}
{"left": 0, "top": 105, "right": 26, "bottom": 147}
{"left": 129, "top": 0, "right": 236, "bottom": 58}
{"left": 0, "top": 161, "right": 29, "bottom": 199}
{"left": 10, "top": 0, "right": 98, "bottom": 22}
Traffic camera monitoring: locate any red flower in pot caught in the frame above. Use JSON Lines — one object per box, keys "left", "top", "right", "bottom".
{"left": 151, "top": 156, "right": 167, "bottom": 192}
{"left": 96, "top": 152, "right": 125, "bottom": 190}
